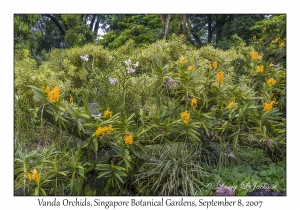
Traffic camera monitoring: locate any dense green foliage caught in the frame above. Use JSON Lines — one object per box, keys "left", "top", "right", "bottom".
{"left": 14, "top": 14, "right": 286, "bottom": 196}
{"left": 14, "top": 14, "right": 272, "bottom": 53}
{"left": 99, "top": 14, "right": 162, "bottom": 49}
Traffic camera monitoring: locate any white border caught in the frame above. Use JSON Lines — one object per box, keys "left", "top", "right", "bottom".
{"left": 2, "top": 1, "right": 298, "bottom": 209}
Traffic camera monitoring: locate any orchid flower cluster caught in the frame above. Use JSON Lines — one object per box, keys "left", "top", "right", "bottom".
{"left": 108, "top": 59, "right": 139, "bottom": 85}
{"left": 80, "top": 54, "right": 89, "bottom": 62}
{"left": 125, "top": 58, "right": 139, "bottom": 73}
{"left": 108, "top": 77, "right": 118, "bottom": 85}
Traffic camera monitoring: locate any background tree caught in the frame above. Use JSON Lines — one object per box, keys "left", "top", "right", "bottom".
{"left": 14, "top": 14, "right": 270, "bottom": 56}
{"left": 14, "top": 14, "right": 42, "bottom": 51}
{"left": 15, "top": 14, "right": 108, "bottom": 53}
{"left": 99, "top": 14, "right": 162, "bottom": 49}
{"left": 186, "top": 14, "right": 266, "bottom": 49}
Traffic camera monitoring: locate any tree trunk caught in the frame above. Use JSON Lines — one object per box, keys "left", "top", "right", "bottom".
{"left": 207, "top": 15, "right": 212, "bottom": 44}
{"left": 215, "top": 15, "right": 226, "bottom": 44}
{"left": 159, "top": 14, "right": 166, "bottom": 28}
{"left": 187, "top": 20, "right": 202, "bottom": 46}
{"left": 159, "top": 14, "right": 166, "bottom": 39}
{"left": 94, "top": 18, "right": 100, "bottom": 38}
{"left": 261, "top": 33, "right": 276, "bottom": 46}
{"left": 90, "top": 14, "right": 97, "bottom": 31}
{"left": 163, "top": 14, "right": 171, "bottom": 40}
{"left": 183, "top": 14, "right": 187, "bottom": 43}
{"left": 43, "top": 14, "right": 65, "bottom": 36}
{"left": 60, "top": 15, "right": 68, "bottom": 33}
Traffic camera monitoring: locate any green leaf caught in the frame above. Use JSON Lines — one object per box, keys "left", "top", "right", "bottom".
{"left": 58, "top": 172, "right": 67, "bottom": 176}
{"left": 34, "top": 187, "right": 39, "bottom": 196}
{"left": 93, "top": 137, "right": 98, "bottom": 155}
{"left": 40, "top": 188, "right": 47, "bottom": 196}
{"left": 114, "top": 173, "right": 125, "bottom": 184}
{"left": 97, "top": 171, "right": 111, "bottom": 178}
{"left": 260, "top": 170, "right": 268, "bottom": 176}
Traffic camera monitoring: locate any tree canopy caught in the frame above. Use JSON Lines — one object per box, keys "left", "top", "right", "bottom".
{"left": 14, "top": 14, "right": 283, "bottom": 56}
